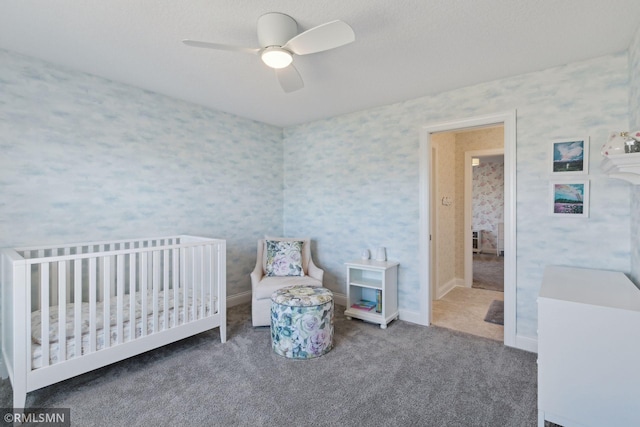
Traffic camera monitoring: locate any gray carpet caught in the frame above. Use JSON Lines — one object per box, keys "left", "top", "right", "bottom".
{"left": 472, "top": 253, "right": 504, "bottom": 292}
{"left": 0, "top": 303, "right": 538, "bottom": 426}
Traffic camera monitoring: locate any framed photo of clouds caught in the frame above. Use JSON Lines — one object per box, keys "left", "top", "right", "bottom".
{"left": 550, "top": 137, "right": 589, "bottom": 175}
{"left": 549, "top": 180, "right": 589, "bottom": 218}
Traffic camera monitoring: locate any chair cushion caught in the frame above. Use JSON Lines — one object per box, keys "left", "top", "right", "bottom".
{"left": 264, "top": 236, "right": 310, "bottom": 274}
{"left": 265, "top": 240, "right": 304, "bottom": 277}
{"left": 254, "top": 276, "right": 322, "bottom": 300}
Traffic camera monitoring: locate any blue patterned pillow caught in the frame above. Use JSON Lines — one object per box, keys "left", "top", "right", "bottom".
{"left": 265, "top": 240, "right": 304, "bottom": 277}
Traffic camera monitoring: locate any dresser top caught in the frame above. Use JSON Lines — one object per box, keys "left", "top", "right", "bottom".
{"left": 540, "top": 266, "right": 640, "bottom": 311}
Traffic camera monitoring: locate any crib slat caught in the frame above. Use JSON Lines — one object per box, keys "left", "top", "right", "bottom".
{"left": 74, "top": 260, "right": 82, "bottom": 358}
{"left": 41, "top": 263, "right": 50, "bottom": 368}
{"left": 89, "top": 257, "right": 97, "bottom": 353}
{"left": 208, "top": 245, "right": 214, "bottom": 317}
{"left": 103, "top": 256, "right": 111, "bottom": 349}
{"left": 152, "top": 251, "right": 160, "bottom": 333}
{"left": 116, "top": 254, "right": 124, "bottom": 344}
{"left": 58, "top": 261, "right": 67, "bottom": 362}
{"left": 172, "top": 248, "right": 179, "bottom": 327}
{"left": 181, "top": 247, "right": 187, "bottom": 324}
{"left": 163, "top": 249, "right": 169, "bottom": 331}
{"left": 97, "top": 245, "right": 104, "bottom": 303}
{"left": 65, "top": 247, "right": 72, "bottom": 305}
{"left": 26, "top": 265, "right": 33, "bottom": 372}
{"left": 200, "top": 245, "right": 205, "bottom": 320}
{"left": 189, "top": 247, "right": 195, "bottom": 321}
{"left": 129, "top": 253, "right": 137, "bottom": 340}
{"left": 141, "top": 252, "right": 148, "bottom": 337}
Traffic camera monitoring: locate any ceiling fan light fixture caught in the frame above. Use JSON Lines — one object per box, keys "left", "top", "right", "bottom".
{"left": 261, "top": 46, "right": 293, "bottom": 69}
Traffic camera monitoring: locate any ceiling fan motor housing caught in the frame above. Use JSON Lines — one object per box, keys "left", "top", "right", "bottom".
{"left": 257, "top": 12, "right": 298, "bottom": 48}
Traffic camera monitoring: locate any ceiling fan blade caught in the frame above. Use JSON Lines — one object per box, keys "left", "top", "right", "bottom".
{"left": 276, "top": 65, "right": 304, "bottom": 93}
{"left": 182, "top": 40, "right": 260, "bottom": 55}
{"left": 283, "top": 20, "right": 355, "bottom": 55}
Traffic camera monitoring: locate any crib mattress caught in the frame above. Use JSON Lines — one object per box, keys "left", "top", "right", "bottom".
{"left": 30, "top": 290, "right": 215, "bottom": 369}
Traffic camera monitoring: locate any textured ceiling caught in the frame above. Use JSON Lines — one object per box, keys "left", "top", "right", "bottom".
{"left": 1, "top": 1, "right": 640, "bottom": 127}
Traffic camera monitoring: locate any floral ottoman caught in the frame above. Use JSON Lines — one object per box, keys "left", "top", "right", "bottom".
{"left": 270, "top": 285, "right": 334, "bottom": 359}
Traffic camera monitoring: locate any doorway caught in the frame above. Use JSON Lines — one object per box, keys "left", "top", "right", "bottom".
{"left": 429, "top": 130, "right": 504, "bottom": 341}
{"left": 418, "top": 111, "right": 516, "bottom": 347}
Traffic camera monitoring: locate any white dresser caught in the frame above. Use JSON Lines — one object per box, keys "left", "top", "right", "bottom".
{"left": 537, "top": 266, "right": 640, "bottom": 427}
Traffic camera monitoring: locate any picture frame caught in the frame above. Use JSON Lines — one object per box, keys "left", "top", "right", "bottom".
{"left": 550, "top": 180, "right": 589, "bottom": 217}
{"left": 550, "top": 137, "right": 589, "bottom": 175}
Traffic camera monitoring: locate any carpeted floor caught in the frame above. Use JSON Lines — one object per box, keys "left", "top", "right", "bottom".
{"left": 0, "top": 303, "right": 539, "bottom": 426}
{"left": 472, "top": 253, "right": 504, "bottom": 292}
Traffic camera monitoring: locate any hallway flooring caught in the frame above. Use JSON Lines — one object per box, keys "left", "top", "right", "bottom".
{"left": 432, "top": 286, "right": 504, "bottom": 341}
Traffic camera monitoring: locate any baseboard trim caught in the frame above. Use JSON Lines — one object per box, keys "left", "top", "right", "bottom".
{"left": 332, "top": 292, "right": 347, "bottom": 307}
{"left": 436, "top": 278, "right": 464, "bottom": 299}
{"left": 227, "top": 291, "right": 251, "bottom": 307}
{"left": 399, "top": 308, "right": 424, "bottom": 325}
{"left": 514, "top": 334, "right": 538, "bottom": 353}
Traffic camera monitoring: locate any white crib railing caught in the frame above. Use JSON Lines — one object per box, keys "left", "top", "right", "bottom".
{"left": 1, "top": 235, "right": 226, "bottom": 409}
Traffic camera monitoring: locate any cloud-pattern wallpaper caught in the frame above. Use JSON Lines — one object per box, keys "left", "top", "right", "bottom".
{"left": 0, "top": 50, "right": 284, "bottom": 297}
{"left": 0, "top": 43, "right": 636, "bottom": 345}
{"left": 284, "top": 52, "right": 631, "bottom": 339}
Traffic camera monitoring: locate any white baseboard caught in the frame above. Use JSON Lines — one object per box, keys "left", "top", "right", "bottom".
{"left": 332, "top": 292, "right": 347, "bottom": 307}
{"left": 398, "top": 308, "right": 425, "bottom": 325}
{"left": 436, "top": 278, "right": 465, "bottom": 299}
{"left": 227, "top": 291, "right": 251, "bottom": 307}
{"left": 514, "top": 334, "right": 538, "bottom": 353}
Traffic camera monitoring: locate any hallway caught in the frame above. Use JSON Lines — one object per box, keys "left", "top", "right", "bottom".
{"left": 432, "top": 286, "right": 504, "bottom": 341}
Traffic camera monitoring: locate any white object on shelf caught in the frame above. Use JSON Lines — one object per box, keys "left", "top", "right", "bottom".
{"left": 344, "top": 259, "right": 399, "bottom": 329}
{"left": 600, "top": 152, "right": 640, "bottom": 184}
{"left": 537, "top": 265, "right": 640, "bottom": 427}
{"left": 472, "top": 230, "right": 482, "bottom": 254}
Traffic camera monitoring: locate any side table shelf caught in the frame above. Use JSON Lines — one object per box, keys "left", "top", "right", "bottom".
{"left": 344, "top": 259, "right": 399, "bottom": 329}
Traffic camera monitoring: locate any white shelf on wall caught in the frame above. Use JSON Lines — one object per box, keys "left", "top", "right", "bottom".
{"left": 600, "top": 152, "right": 640, "bottom": 185}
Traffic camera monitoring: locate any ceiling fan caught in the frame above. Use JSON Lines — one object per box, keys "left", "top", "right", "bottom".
{"left": 183, "top": 12, "right": 355, "bottom": 93}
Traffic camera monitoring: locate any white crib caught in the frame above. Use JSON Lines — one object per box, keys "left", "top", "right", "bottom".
{"left": 1, "top": 235, "right": 226, "bottom": 409}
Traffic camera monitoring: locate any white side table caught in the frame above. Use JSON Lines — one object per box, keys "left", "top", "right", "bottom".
{"left": 344, "top": 260, "right": 399, "bottom": 329}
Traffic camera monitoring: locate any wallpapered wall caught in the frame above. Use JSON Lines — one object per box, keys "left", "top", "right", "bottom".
{"left": 431, "top": 133, "right": 457, "bottom": 295}
{"left": 473, "top": 160, "right": 504, "bottom": 253}
{"left": 0, "top": 46, "right": 634, "bottom": 342}
{"left": 0, "top": 50, "right": 284, "bottom": 297}
{"left": 283, "top": 52, "right": 631, "bottom": 339}
{"left": 629, "top": 27, "right": 640, "bottom": 287}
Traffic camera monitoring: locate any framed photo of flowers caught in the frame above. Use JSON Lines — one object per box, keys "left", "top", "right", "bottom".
{"left": 550, "top": 137, "right": 589, "bottom": 175}
{"left": 550, "top": 180, "right": 589, "bottom": 217}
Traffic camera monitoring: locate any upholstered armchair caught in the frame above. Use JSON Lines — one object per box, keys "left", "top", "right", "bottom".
{"left": 250, "top": 237, "right": 324, "bottom": 327}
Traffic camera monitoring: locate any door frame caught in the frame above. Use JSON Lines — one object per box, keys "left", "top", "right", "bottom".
{"left": 418, "top": 111, "right": 517, "bottom": 348}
